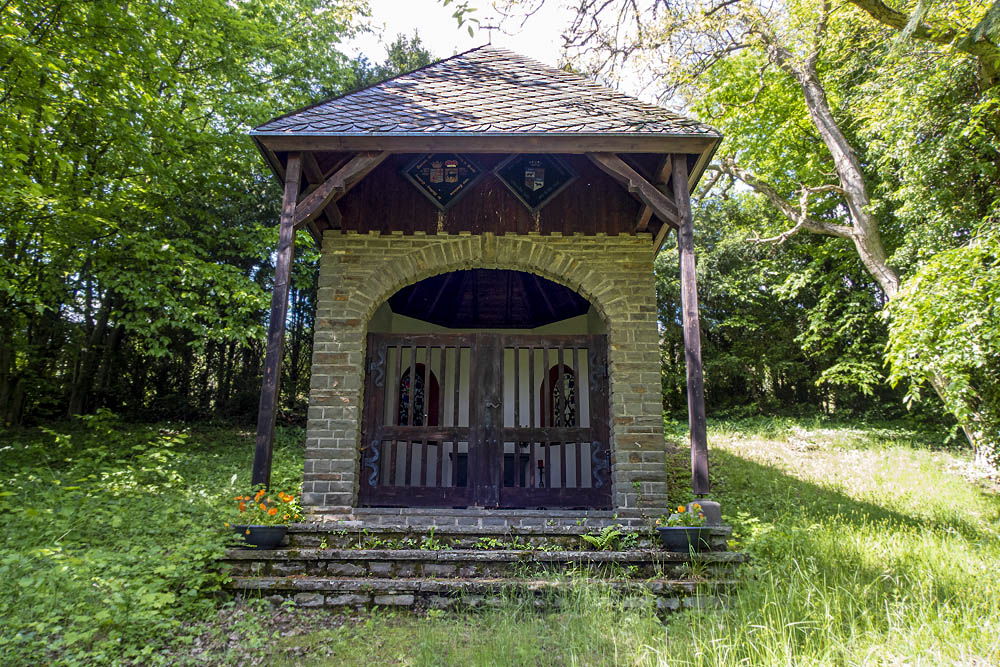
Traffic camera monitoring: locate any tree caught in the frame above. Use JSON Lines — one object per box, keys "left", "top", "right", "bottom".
{"left": 349, "top": 33, "right": 434, "bottom": 90}
{"left": 0, "top": 0, "right": 366, "bottom": 423}
{"left": 886, "top": 228, "right": 1000, "bottom": 466}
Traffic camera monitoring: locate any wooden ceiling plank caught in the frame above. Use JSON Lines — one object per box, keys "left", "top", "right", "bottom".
{"left": 533, "top": 274, "right": 558, "bottom": 321}
{"left": 653, "top": 221, "right": 673, "bottom": 255}
{"left": 292, "top": 151, "right": 388, "bottom": 230}
{"left": 426, "top": 272, "right": 454, "bottom": 321}
{"left": 586, "top": 152, "right": 681, "bottom": 230}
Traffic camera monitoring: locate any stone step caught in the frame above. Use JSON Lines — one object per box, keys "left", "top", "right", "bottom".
{"left": 287, "top": 523, "right": 733, "bottom": 551}
{"left": 227, "top": 575, "right": 738, "bottom": 613}
{"left": 304, "top": 507, "right": 669, "bottom": 531}
{"left": 222, "top": 548, "right": 747, "bottom": 580}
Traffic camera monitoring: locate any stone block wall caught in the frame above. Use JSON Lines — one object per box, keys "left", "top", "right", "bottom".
{"left": 304, "top": 230, "right": 668, "bottom": 516}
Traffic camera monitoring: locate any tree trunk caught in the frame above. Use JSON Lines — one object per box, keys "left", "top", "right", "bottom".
{"left": 67, "top": 289, "right": 114, "bottom": 416}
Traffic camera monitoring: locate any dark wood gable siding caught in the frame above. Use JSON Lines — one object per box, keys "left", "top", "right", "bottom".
{"left": 336, "top": 154, "right": 645, "bottom": 236}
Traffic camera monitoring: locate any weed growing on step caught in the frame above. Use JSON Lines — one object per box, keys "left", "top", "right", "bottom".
{"left": 581, "top": 525, "right": 639, "bottom": 551}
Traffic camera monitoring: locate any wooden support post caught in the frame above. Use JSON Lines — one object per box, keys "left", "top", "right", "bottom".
{"left": 252, "top": 152, "right": 302, "bottom": 488}
{"left": 672, "top": 154, "right": 710, "bottom": 496}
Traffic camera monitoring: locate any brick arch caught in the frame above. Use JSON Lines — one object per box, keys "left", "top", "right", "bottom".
{"left": 356, "top": 235, "right": 616, "bottom": 331}
{"left": 304, "top": 231, "right": 667, "bottom": 516}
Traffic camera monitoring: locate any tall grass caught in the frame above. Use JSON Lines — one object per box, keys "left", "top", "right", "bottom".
{"left": 270, "top": 417, "right": 1000, "bottom": 666}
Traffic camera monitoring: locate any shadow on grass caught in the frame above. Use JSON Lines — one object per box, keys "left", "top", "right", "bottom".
{"left": 708, "top": 448, "right": 997, "bottom": 544}
{"left": 696, "top": 447, "right": 1000, "bottom": 629}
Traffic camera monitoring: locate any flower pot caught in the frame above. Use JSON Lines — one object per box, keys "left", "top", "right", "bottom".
{"left": 232, "top": 524, "right": 287, "bottom": 549}
{"left": 656, "top": 526, "right": 712, "bottom": 552}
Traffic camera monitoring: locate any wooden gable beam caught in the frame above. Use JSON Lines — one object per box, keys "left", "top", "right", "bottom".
{"left": 634, "top": 156, "right": 673, "bottom": 233}
{"left": 292, "top": 151, "right": 388, "bottom": 231}
{"left": 585, "top": 153, "right": 680, "bottom": 231}
{"left": 300, "top": 152, "right": 341, "bottom": 233}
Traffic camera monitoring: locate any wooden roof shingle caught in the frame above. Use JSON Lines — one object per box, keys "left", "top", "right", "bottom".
{"left": 252, "top": 45, "right": 719, "bottom": 139}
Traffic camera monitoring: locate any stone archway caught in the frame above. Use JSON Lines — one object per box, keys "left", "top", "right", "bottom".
{"left": 303, "top": 231, "right": 667, "bottom": 516}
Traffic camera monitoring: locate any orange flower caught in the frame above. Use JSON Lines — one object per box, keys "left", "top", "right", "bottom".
{"left": 255, "top": 489, "right": 265, "bottom": 500}
{"left": 677, "top": 505, "right": 686, "bottom": 513}
{"left": 268, "top": 507, "right": 278, "bottom": 516}
{"left": 238, "top": 502, "right": 246, "bottom": 512}
{"left": 283, "top": 514, "right": 290, "bottom": 520}
{"left": 283, "top": 495, "right": 293, "bottom": 503}
{"left": 245, "top": 529, "right": 251, "bottom": 535}
{"left": 259, "top": 502, "right": 267, "bottom": 512}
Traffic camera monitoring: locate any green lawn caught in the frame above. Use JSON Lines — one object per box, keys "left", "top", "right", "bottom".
{"left": 1, "top": 415, "right": 997, "bottom": 665}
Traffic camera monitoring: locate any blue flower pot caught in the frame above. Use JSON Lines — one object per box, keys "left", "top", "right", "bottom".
{"left": 656, "top": 526, "right": 712, "bottom": 552}
{"left": 232, "top": 524, "right": 287, "bottom": 549}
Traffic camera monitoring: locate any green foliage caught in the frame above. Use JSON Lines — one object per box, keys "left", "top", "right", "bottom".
{"left": 886, "top": 229, "right": 1000, "bottom": 465}
{"left": 657, "top": 197, "right": 900, "bottom": 417}
{"left": 581, "top": 525, "right": 636, "bottom": 551}
{"left": 0, "top": 417, "right": 304, "bottom": 664}
{"left": 0, "top": 0, "right": 366, "bottom": 423}
{"left": 349, "top": 33, "right": 434, "bottom": 90}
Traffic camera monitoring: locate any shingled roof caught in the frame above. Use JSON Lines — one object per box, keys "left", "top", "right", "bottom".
{"left": 252, "top": 45, "right": 719, "bottom": 138}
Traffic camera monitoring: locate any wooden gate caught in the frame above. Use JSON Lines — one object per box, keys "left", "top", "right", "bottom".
{"left": 359, "top": 333, "right": 610, "bottom": 509}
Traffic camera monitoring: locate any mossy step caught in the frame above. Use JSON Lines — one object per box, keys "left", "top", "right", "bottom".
{"left": 222, "top": 548, "right": 747, "bottom": 579}
{"left": 286, "top": 523, "right": 732, "bottom": 551}
{"left": 226, "top": 575, "right": 738, "bottom": 612}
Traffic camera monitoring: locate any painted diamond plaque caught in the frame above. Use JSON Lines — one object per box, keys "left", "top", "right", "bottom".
{"left": 403, "top": 154, "right": 483, "bottom": 209}
{"left": 495, "top": 154, "right": 576, "bottom": 212}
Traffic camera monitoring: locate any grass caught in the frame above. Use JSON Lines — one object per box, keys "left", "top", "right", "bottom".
{"left": 264, "top": 416, "right": 1000, "bottom": 666}
{"left": 1, "top": 414, "right": 998, "bottom": 665}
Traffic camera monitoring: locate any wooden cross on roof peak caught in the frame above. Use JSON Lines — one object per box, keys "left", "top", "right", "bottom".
{"left": 480, "top": 18, "right": 500, "bottom": 45}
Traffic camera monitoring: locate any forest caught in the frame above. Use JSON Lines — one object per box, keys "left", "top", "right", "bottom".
{"left": 2, "top": 0, "right": 998, "bottom": 463}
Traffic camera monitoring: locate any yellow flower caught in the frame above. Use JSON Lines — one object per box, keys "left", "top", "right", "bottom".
{"left": 224, "top": 522, "right": 230, "bottom": 527}
{"left": 691, "top": 502, "right": 702, "bottom": 511}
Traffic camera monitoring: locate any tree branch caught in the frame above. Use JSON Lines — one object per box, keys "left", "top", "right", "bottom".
{"left": 845, "top": 0, "right": 1000, "bottom": 64}
{"left": 713, "top": 157, "right": 855, "bottom": 242}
